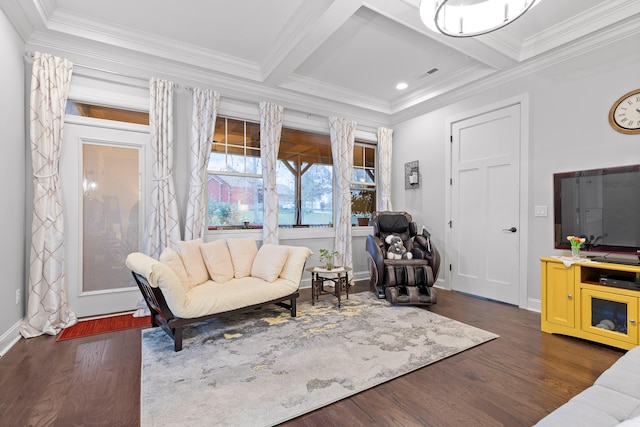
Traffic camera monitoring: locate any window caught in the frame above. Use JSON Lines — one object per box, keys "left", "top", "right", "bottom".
{"left": 207, "top": 116, "right": 376, "bottom": 229}
{"left": 207, "top": 117, "right": 263, "bottom": 228}
{"left": 351, "top": 143, "right": 376, "bottom": 226}
{"left": 66, "top": 101, "right": 149, "bottom": 125}
{"left": 277, "top": 128, "right": 333, "bottom": 227}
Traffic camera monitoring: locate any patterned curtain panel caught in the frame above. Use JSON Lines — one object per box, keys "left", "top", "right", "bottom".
{"left": 144, "top": 78, "right": 181, "bottom": 259}
{"left": 21, "top": 52, "right": 78, "bottom": 338}
{"left": 184, "top": 88, "right": 220, "bottom": 240}
{"left": 377, "top": 127, "right": 393, "bottom": 211}
{"left": 329, "top": 117, "right": 356, "bottom": 274}
{"left": 259, "top": 102, "right": 284, "bottom": 245}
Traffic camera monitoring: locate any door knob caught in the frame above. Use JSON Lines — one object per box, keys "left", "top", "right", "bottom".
{"left": 503, "top": 227, "right": 517, "bottom": 233}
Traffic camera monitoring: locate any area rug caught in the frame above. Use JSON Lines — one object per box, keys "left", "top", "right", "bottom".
{"left": 56, "top": 313, "right": 150, "bottom": 341}
{"left": 141, "top": 293, "right": 498, "bottom": 427}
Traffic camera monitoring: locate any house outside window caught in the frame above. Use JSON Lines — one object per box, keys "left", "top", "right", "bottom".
{"left": 207, "top": 116, "right": 376, "bottom": 229}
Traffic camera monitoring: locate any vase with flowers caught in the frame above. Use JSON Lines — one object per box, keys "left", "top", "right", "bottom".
{"left": 567, "top": 235, "right": 586, "bottom": 260}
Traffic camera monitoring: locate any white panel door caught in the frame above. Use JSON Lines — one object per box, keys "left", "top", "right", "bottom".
{"left": 62, "top": 119, "right": 149, "bottom": 317}
{"left": 451, "top": 104, "right": 520, "bottom": 304}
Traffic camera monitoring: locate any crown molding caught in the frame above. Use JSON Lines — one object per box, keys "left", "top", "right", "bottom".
{"left": 478, "top": 31, "right": 523, "bottom": 63}
{"left": 279, "top": 73, "right": 392, "bottom": 114}
{"left": 519, "top": 0, "right": 640, "bottom": 61}
{"left": 43, "top": 8, "right": 263, "bottom": 82}
{"left": 0, "top": 0, "right": 39, "bottom": 40}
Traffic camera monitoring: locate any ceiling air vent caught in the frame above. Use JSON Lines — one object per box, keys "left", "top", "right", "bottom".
{"left": 416, "top": 68, "right": 439, "bottom": 79}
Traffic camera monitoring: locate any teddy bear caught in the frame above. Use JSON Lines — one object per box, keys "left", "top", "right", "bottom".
{"left": 385, "top": 235, "right": 413, "bottom": 260}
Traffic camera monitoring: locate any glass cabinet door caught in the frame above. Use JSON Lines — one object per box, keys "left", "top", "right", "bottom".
{"left": 581, "top": 289, "right": 638, "bottom": 345}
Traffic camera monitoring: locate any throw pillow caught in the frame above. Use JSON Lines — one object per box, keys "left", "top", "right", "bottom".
{"left": 159, "top": 247, "right": 190, "bottom": 292}
{"left": 226, "top": 238, "right": 258, "bottom": 279}
{"left": 177, "top": 238, "right": 209, "bottom": 288}
{"left": 200, "top": 240, "right": 234, "bottom": 283}
{"left": 251, "top": 243, "right": 290, "bottom": 282}
{"left": 150, "top": 261, "right": 188, "bottom": 318}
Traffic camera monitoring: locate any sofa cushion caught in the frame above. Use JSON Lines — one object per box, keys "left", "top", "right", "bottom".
{"left": 534, "top": 385, "right": 640, "bottom": 426}
{"left": 595, "top": 346, "right": 640, "bottom": 399}
{"left": 177, "top": 239, "right": 209, "bottom": 288}
{"left": 181, "top": 276, "right": 298, "bottom": 318}
{"left": 535, "top": 345, "right": 640, "bottom": 427}
{"left": 227, "top": 238, "right": 258, "bottom": 279}
{"left": 251, "top": 243, "right": 290, "bottom": 282}
{"left": 200, "top": 240, "right": 234, "bottom": 283}
{"left": 159, "top": 247, "right": 190, "bottom": 292}
{"left": 280, "top": 246, "right": 313, "bottom": 284}
{"left": 618, "top": 415, "right": 640, "bottom": 426}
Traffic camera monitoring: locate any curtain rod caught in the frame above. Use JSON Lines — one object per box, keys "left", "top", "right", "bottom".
{"left": 23, "top": 51, "right": 155, "bottom": 85}
{"left": 185, "top": 86, "right": 354, "bottom": 124}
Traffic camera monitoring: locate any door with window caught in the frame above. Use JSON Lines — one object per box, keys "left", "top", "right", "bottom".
{"left": 61, "top": 118, "right": 149, "bottom": 317}
{"left": 450, "top": 103, "right": 521, "bottom": 305}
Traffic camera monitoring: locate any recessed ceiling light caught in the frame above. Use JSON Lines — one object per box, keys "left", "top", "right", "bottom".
{"left": 396, "top": 82, "right": 408, "bottom": 90}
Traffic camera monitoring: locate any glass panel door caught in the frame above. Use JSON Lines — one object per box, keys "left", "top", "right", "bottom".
{"left": 581, "top": 288, "right": 638, "bottom": 345}
{"left": 62, "top": 121, "right": 148, "bottom": 317}
{"left": 82, "top": 143, "right": 140, "bottom": 293}
{"left": 590, "top": 298, "right": 627, "bottom": 334}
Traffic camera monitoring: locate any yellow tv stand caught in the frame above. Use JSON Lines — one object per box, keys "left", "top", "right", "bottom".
{"left": 541, "top": 257, "right": 640, "bottom": 350}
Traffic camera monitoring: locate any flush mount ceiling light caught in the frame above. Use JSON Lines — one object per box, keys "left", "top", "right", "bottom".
{"left": 419, "top": 0, "right": 541, "bottom": 38}
{"left": 396, "top": 82, "right": 409, "bottom": 90}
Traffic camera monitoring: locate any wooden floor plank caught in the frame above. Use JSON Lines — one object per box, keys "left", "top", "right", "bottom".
{"left": 0, "top": 285, "right": 624, "bottom": 426}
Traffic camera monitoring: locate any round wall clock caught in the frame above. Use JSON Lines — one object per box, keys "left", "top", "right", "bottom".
{"left": 609, "top": 88, "right": 640, "bottom": 134}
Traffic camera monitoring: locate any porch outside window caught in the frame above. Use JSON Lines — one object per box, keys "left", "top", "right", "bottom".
{"left": 204, "top": 116, "right": 377, "bottom": 230}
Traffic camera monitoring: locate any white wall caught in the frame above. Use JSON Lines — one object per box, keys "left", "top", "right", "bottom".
{"left": 392, "top": 35, "right": 640, "bottom": 310}
{"left": 0, "top": 8, "right": 26, "bottom": 354}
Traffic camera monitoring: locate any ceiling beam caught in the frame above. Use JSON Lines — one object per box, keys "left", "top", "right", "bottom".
{"left": 262, "top": 0, "right": 362, "bottom": 86}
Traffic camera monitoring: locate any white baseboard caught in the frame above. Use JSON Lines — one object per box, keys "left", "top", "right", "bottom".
{"left": 0, "top": 319, "right": 23, "bottom": 357}
{"left": 527, "top": 298, "right": 541, "bottom": 313}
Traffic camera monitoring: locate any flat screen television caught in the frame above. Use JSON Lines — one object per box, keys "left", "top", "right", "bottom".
{"left": 554, "top": 164, "right": 640, "bottom": 258}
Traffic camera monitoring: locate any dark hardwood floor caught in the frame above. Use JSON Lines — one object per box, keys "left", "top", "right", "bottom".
{"left": 0, "top": 284, "right": 624, "bottom": 427}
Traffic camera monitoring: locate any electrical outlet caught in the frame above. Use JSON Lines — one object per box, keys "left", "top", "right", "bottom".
{"left": 15, "top": 289, "right": 20, "bottom": 305}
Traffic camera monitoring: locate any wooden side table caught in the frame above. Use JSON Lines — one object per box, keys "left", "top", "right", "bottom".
{"left": 306, "top": 266, "right": 352, "bottom": 308}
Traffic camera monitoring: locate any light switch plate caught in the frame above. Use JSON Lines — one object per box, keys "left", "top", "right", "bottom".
{"left": 534, "top": 205, "right": 548, "bottom": 217}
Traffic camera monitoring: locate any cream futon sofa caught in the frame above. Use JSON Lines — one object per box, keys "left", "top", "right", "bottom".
{"left": 126, "top": 238, "right": 312, "bottom": 351}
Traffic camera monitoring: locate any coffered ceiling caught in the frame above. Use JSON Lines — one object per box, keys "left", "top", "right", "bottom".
{"left": 3, "top": 0, "right": 640, "bottom": 124}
